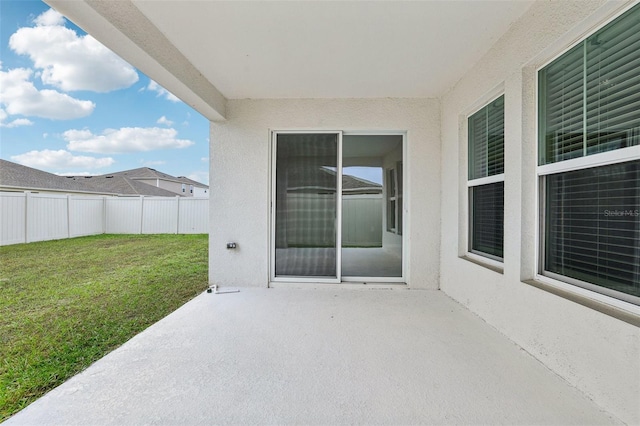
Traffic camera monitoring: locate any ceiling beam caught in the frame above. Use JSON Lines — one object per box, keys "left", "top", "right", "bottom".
{"left": 44, "top": 0, "right": 227, "bottom": 121}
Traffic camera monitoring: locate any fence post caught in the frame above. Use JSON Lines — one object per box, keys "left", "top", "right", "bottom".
{"left": 67, "top": 195, "right": 71, "bottom": 238}
{"left": 175, "top": 196, "right": 180, "bottom": 234}
{"left": 24, "top": 191, "right": 31, "bottom": 244}
{"left": 139, "top": 196, "right": 144, "bottom": 234}
{"left": 102, "top": 196, "right": 107, "bottom": 234}
{"left": 24, "top": 191, "right": 31, "bottom": 243}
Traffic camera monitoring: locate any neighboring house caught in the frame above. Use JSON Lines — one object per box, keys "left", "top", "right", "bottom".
{"left": 0, "top": 160, "right": 207, "bottom": 198}
{"left": 0, "top": 159, "right": 116, "bottom": 196}
{"left": 43, "top": 1, "right": 640, "bottom": 424}
{"left": 176, "top": 176, "right": 209, "bottom": 198}
{"left": 96, "top": 167, "right": 209, "bottom": 197}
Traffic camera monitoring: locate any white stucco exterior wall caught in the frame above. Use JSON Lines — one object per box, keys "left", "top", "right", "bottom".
{"left": 439, "top": 1, "right": 639, "bottom": 424}
{"left": 210, "top": 98, "right": 440, "bottom": 289}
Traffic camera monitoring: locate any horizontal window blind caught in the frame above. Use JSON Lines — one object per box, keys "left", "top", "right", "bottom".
{"left": 468, "top": 95, "right": 505, "bottom": 260}
{"left": 469, "top": 96, "right": 504, "bottom": 180}
{"left": 545, "top": 160, "right": 640, "bottom": 296}
{"left": 539, "top": 44, "right": 584, "bottom": 164}
{"left": 471, "top": 182, "right": 504, "bottom": 259}
{"left": 539, "top": 3, "right": 640, "bottom": 165}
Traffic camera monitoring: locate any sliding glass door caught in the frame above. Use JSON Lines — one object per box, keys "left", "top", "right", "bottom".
{"left": 273, "top": 132, "right": 340, "bottom": 280}
{"left": 272, "top": 131, "right": 404, "bottom": 282}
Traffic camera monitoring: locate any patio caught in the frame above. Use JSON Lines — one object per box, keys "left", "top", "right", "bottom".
{"left": 5, "top": 288, "right": 617, "bottom": 425}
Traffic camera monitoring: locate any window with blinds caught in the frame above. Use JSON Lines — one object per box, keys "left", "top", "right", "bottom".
{"left": 471, "top": 182, "right": 504, "bottom": 259}
{"left": 468, "top": 95, "right": 504, "bottom": 261}
{"left": 538, "top": 3, "right": 640, "bottom": 304}
{"left": 545, "top": 161, "right": 640, "bottom": 300}
{"left": 539, "top": 4, "right": 640, "bottom": 165}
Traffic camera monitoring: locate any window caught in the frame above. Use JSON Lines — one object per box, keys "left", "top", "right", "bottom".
{"left": 190, "top": 185, "right": 194, "bottom": 194}
{"left": 181, "top": 184, "right": 186, "bottom": 193}
{"left": 468, "top": 95, "right": 505, "bottom": 261}
{"left": 538, "top": 3, "right": 640, "bottom": 304}
{"left": 386, "top": 164, "right": 402, "bottom": 235}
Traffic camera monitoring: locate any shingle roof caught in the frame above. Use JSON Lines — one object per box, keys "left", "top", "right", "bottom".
{"left": 0, "top": 160, "right": 188, "bottom": 196}
{"left": 287, "top": 166, "right": 382, "bottom": 193}
{"left": 0, "top": 159, "right": 107, "bottom": 194}
{"left": 99, "top": 167, "right": 178, "bottom": 181}
{"left": 176, "top": 176, "right": 209, "bottom": 188}
{"left": 65, "top": 175, "right": 183, "bottom": 197}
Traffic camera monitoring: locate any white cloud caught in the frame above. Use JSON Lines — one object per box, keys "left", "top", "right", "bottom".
{"left": 34, "top": 9, "right": 65, "bottom": 26}
{"left": 0, "top": 68, "right": 95, "bottom": 119}
{"left": 147, "top": 80, "right": 180, "bottom": 102}
{"left": 1, "top": 118, "right": 34, "bottom": 128}
{"left": 11, "top": 149, "right": 114, "bottom": 170}
{"left": 187, "top": 171, "right": 209, "bottom": 185}
{"left": 156, "top": 115, "right": 173, "bottom": 126}
{"left": 8, "top": 9, "right": 138, "bottom": 92}
{"left": 200, "top": 157, "right": 209, "bottom": 162}
{"left": 64, "top": 127, "right": 194, "bottom": 154}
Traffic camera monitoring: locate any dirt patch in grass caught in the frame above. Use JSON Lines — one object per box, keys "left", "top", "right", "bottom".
{"left": 0, "top": 234, "right": 208, "bottom": 421}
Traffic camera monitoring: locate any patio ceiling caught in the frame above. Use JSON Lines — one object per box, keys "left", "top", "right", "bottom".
{"left": 44, "top": 1, "right": 534, "bottom": 121}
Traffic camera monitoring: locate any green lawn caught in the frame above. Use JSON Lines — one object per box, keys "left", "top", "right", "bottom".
{"left": 0, "top": 234, "right": 208, "bottom": 421}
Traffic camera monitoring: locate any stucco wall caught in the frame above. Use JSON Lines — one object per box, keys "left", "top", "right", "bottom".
{"left": 439, "top": 0, "right": 639, "bottom": 424}
{"left": 209, "top": 98, "right": 440, "bottom": 288}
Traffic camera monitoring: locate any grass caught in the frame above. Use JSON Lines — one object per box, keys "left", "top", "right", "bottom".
{"left": 0, "top": 234, "right": 208, "bottom": 421}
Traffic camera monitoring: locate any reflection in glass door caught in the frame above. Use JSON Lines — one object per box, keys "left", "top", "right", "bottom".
{"left": 274, "top": 133, "right": 339, "bottom": 278}
{"left": 341, "top": 135, "right": 403, "bottom": 278}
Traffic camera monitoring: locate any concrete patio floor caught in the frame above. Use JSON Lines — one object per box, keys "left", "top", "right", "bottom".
{"left": 6, "top": 288, "right": 619, "bottom": 425}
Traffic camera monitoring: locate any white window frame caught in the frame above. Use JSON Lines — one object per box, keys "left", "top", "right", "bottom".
{"left": 465, "top": 92, "right": 505, "bottom": 267}
{"left": 385, "top": 167, "right": 398, "bottom": 234}
{"left": 534, "top": 2, "right": 640, "bottom": 307}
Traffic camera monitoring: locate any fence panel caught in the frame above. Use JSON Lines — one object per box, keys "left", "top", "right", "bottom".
{"left": 178, "top": 198, "right": 209, "bottom": 234}
{"left": 69, "top": 196, "right": 104, "bottom": 237}
{"left": 342, "top": 195, "right": 383, "bottom": 247}
{"left": 142, "top": 197, "right": 179, "bottom": 234}
{"left": 1, "top": 192, "right": 209, "bottom": 245}
{"left": 27, "top": 193, "right": 68, "bottom": 243}
{"left": 105, "top": 197, "right": 143, "bottom": 234}
{"left": 0, "top": 192, "right": 26, "bottom": 246}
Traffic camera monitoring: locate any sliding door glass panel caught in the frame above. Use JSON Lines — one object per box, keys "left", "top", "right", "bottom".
{"left": 341, "top": 135, "right": 403, "bottom": 278}
{"left": 275, "top": 133, "right": 338, "bottom": 277}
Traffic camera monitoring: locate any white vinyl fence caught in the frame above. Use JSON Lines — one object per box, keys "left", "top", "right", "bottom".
{"left": 0, "top": 192, "right": 208, "bottom": 246}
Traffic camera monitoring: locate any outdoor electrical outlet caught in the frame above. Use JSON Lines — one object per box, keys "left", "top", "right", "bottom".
{"left": 226, "top": 242, "right": 237, "bottom": 249}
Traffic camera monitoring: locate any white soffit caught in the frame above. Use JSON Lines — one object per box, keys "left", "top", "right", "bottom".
{"left": 131, "top": 1, "right": 534, "bottom": 99}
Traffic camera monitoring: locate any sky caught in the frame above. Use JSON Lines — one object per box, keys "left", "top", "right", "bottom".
{"left": 0, "top": 1, "right": 209, "bottom": 184}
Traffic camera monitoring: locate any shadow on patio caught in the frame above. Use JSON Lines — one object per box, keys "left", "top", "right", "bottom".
{"left": 5, "top": 288, "right": 617, "bottom": 425}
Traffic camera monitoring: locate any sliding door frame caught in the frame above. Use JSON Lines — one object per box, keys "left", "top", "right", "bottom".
{"left": 269, "top": 130, "right": 406, "bottom": 284}
{"left": 270, "top": 130, "right": 343, "bottom": 283}
{"left": 341, "top": 131, "right": 406, "bottom": 283}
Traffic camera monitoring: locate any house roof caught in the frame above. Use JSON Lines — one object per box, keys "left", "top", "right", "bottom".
{"left": 92, "top": 167, "right": 209, "bottom": 189}
{"left": 0, "top": 160, "right": 200, "bottom": 197}
{"left": 176, "top": 176, "right": 208, "bottom": 189}
{"left": 287, "top": 166, "right": 381, "bottom": 194}
{"left": 342, "top": 175, "right": 381, "bottom": 192}
{"left": 66, "top": 175, "right": 183, "bottom": 197}
{"left": 0, "top": 159, "right": 111, "bottom": 194}
{"left": 100, "top": 167, "right": 178, "bottom": 181}
{"left": 44, "top": 1, "right": 535, "bottom": 121}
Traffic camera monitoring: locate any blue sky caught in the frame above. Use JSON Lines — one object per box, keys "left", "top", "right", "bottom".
{"left": 0, "top": 1, "right": 209, "bottom": 184}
